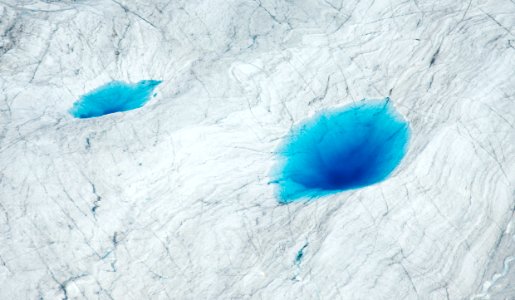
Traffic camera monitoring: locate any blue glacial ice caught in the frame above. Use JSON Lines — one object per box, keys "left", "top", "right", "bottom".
{"left": 69, "top": 80, "right": 162, "bottom": 118}
{"left": 272, "top": 97, "right": 410, "bottom": 203}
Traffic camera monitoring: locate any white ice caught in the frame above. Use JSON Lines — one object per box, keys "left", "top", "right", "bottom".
{"left": 0, "top": 0, "right": 513, "bottom": 299}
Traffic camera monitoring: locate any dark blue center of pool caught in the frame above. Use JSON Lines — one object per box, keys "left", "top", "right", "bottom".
{"left": 69, "top": 80, "right": 162, "bottom": 118}
{"left": 273, "top": 98, "right": 410, "bottom": 203}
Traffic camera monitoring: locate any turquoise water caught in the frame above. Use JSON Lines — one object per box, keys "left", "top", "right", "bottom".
{"left": 69, "top": 80, "right": 161, "bottom": 118}
{"left": 295, "top": 243, "right": 308, "bottom": 265}
{"left": 272, "top": 98, "right": 410, "bottom": 203}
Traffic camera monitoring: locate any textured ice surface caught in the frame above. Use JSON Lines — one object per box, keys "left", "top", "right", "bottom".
{"left": 274, "top": 98, "right": 409, "bottom": 203}
{"left": 0, "top": 0, "right": 514, "bottom": 299}
{"left": 69, "top": 80, "right": 161, "bottom": 118}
